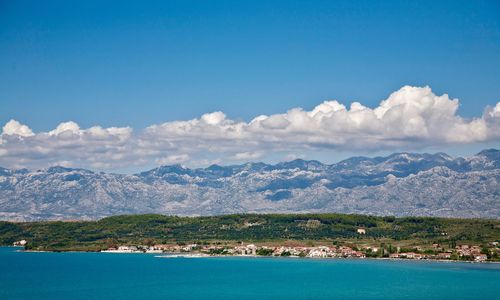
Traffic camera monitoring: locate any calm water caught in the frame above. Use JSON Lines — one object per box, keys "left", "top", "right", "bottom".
{"left": 0, "top": 247, "right": 499, "bottom": 300}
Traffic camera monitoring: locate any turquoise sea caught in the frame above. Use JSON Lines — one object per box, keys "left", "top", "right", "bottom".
{"left": 0, "top": 247, "right": 499, "bottom": 300}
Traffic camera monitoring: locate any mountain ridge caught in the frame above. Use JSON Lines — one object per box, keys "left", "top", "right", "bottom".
{"left": 0, "top": 149, "right": 498, "bottom": 221}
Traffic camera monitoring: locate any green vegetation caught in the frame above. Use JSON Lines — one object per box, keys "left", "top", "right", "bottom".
{"left": 0, "top": 213, "right": 499, "bottom": 252}
{"left": 256, "top": 248, "right": 274, "bottom": 256}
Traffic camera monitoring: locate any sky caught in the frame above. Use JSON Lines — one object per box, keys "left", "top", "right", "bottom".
{"left": 0, "top": 0, "right": 499, "bottom": 172}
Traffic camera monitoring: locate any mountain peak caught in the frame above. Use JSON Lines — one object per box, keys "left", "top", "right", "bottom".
{"left": 476, "top": 148, "right": 499, "bottom": 158}
{"left": 206, "top": 164, "right": 224, "bottom": 171}
{"left": 45, "top": 166, "right": 75, "bottom": 173}
{"left": 274, "top": 159, "right": 325, "bottom": 170}
{"left": 434, "top": 152, "right": 453, "bottom": 160}
{"left": 43, "top": 166, "right": 93, "bottom": 174}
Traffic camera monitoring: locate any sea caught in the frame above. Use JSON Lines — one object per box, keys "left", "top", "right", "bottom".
{"left": 0, "top": 247, "right": 499, "bottom": 300}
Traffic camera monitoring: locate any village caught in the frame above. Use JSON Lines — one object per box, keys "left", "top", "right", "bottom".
{"left": 96, "top": 241, "right": 498, "bottom": 263}
{"left": 12, "top": 224, "right": 499, "bottom": 263}
{"left": 91, "top": 227, "right": 499, "bottom": 262}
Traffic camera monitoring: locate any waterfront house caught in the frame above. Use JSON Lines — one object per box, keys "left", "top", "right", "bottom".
{"left": 307, "top": 246, "right": 331, "bottom": 258}
{"left": 13, "top": 240, "right": 27, "bottom": 246}
{"left": 399, "top": 252, "right": 423, "bottom": 259}
{"left": 474, "top": 254, "right": 487, "bottom": 262}
{"left": 182, "top": 244, "right": 198, "bottom": 252}
{"left": 236, "top": 244, "right": 257, "bottom": 255}
{"left": 437, "top": 252, "right": 451, "bottom": 259}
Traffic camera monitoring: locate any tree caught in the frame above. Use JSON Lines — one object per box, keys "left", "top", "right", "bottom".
{"left": 481, "top": 247, "right": 491, "bottom": 258}
{"left": 256, "top": 248, "right": 274, "bottom": 256}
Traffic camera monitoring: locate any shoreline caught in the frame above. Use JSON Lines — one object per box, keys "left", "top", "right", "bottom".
{"left": 153, "top": 254, "right": 500, "bottom": 264}
{"left": 13, "top": 248, "right": 500, "bottom": 264}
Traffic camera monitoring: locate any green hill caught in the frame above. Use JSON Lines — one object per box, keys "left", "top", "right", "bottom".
{"left": 1, "top": 214, "right": 499, "bottom": 251}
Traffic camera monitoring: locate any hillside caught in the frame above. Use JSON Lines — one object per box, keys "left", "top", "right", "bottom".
{"left": 1, "top": 213, "right": 499, "bottom": 252}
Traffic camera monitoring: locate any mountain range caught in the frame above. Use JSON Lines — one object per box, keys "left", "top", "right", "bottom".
{"left": 0, "top": 149, "right": 498, "bottom": 221}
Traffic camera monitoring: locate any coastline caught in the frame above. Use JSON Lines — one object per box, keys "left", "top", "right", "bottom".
{"left": 15, "top": 248, "right": 500, "bottom": 264}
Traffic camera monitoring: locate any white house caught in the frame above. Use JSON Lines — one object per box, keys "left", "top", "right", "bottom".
{"left": 13, "top": 240, "right": 27, "bottom": 246}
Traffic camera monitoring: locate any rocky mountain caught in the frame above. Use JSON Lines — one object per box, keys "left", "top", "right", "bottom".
{"left": 0, "top": 149, "right": 498, "bottom": 221}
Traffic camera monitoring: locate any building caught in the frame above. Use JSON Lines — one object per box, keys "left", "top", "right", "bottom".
{"left": 236, "top": 244, "right": 257, "bottom": 255}
{"left": 308, "top": 246, "right": 332, "bottom": 258}
{"left": 437, "top": 252, "right": 451, "bottom": 259}
{"left": 398, "top": 252, "right": 423, "bottom": 259}
{"left": 474, "top": 254, "right": 488, "bottom": 262}
{"left": 13, "top": 240, "right": 27, "bottom": 246}
{"left": 182, "top": 244, "right": 198, "bottom": 252}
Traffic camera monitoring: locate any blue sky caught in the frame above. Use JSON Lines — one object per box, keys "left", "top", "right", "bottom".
{"left": 0, "top": 0, "right": 499, "bottom": 171}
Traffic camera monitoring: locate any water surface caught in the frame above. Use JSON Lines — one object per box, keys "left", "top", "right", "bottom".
{"left": 0, "top": 247, "right": 499, "bottom": 299}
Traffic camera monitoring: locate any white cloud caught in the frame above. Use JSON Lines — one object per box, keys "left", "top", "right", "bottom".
{"left": 49, "top": 121, "right": 80, "bottom": 136}
{"left": 231, "top": 152, "right": 263, "bottom": 160}
{"left": 0, "top": 86, "right": 499, "bottom": 171}
{"left": 201, "top": 111, "right": 226, "bottom": 125}
{"left": 156, "top": 154, "right": 190, "bottom": 165}
{"left": 491, "top": 103, "right": 500, "bottom": 117}
{"left": 2, "top": 120, "right": 34, "bottom": 137}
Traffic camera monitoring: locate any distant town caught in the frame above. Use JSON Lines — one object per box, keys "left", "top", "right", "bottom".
{"left": 102, "top": 242, "right": 497, "bottom": 262}
{"left": 14, "top": 235, "right": 498, "bottom": 263}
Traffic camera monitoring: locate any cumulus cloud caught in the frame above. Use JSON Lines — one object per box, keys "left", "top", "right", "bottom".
{"left": 1, "top": 86, "right": 499, "bottom": 171}
{"left": 49, "top": 121, "right": 80, "bottom": 136}
{"left": 2, "top": 120, "right": 34, "bottom": 137}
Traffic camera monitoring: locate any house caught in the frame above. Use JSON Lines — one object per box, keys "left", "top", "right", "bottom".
{"left": 437, "top": 252, "right": 451, "bottom": 259}
{"left": 182, "top": 244, "right": 198, "bottom": 252}
{"left": 246, "top": 244, "right": 257, "bottom": 255}
{"left": 13, "top": 240, "right": 27, "bottom": 246}
{"left": 145, "top": 247, "right": 163, "bottom": 253}
{"left": 308, "top": 246, "right": 331, "bottom": 258}
{"left": 357, "top": 228, "right": 366, "bottom": 234}
{"left": 153, "top": 244, "right": 176, "bottom": 251}
{"left": 399, "top": 252, "right": 417, "bottom": 259}
{"left": 103, "top": 245, "right": 141, "bottom": 253}
{"left": 353, "top": 251, "right": 366, "bottom": 258}
{"left": 118, "top": 246, "right": 139, "bottom": 252}
{"left": 470, "top": 246, "right": 481, "bottom": 256}
{"left": 474, "top": 254, "right": 488, "bottom": 262}
{"left": 273, "top": 246, "right": 294, "bottom": 256}
{"left": 413, "top": 253, "right": 424, "bottom": 260}
{"left": 236, "top": 244, "right": 257, "bottom": 255}
{"left": 339, "top": 246, "right": 357, "bottom": 257}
